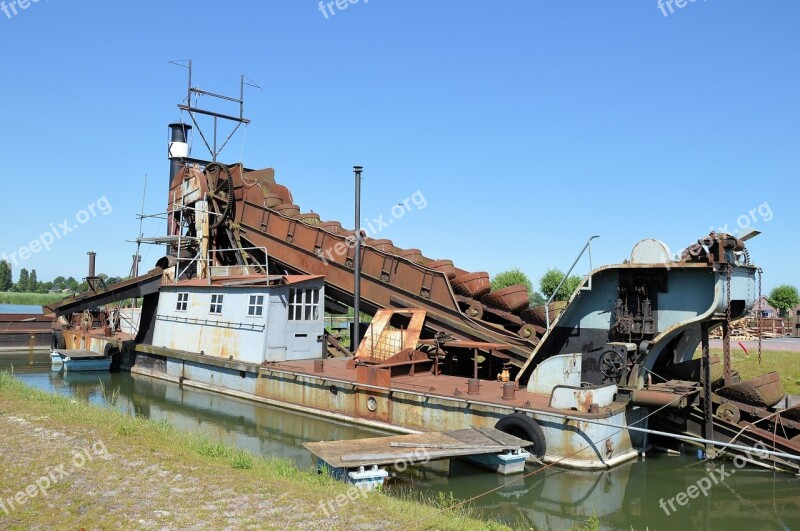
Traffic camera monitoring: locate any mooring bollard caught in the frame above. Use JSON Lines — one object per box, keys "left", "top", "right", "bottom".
{"left": 502, "top": 382, "right": 515, "bottom": 400}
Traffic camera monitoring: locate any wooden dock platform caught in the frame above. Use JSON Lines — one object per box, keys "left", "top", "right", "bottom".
{"left": 51, "top": 349, "right": 112, "bottom": 373}
{"left": 304, "top": 427, "right": 531, "bottom": 469}
{"left": 54, "top": 349, "right": 107, "bottom": 359}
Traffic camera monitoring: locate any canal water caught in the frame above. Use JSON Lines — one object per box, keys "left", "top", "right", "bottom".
{"left": 3, "top": 352, "right": 799, "bottom": 530}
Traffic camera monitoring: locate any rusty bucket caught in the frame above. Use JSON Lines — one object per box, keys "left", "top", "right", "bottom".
{"left": 318, "top": 221, "right": 343, "bottom": 234}
{"left": 273, "top": 203, "right": 301, "bottom": 217}
{"left": 396, "top": 248, "right": 424, "bottom": 264}
{"left": 521, "top": 300, "right": 568, "bottom": 326}
{"left": 427, "top": 259, "right": 457, "bottom": 280}
{"left": 717, "top": 371, "right": 785, "bottom": 408}
{"left": 451, "top": 272, "right": 491, "bottom": 299}
{"left": 268, "top": 183, "right": 294, "bottom": 204}
{"left": 367, "top": 238, "right": 395, "bottom": 252}
{"left": 263, "top": 192, "right": 284, "bottom": 208}
{"left": 481, "top": 285, "right": 530, "bottom": 314}
{"left": 297, "top": 212, "right": 321, "bottom": 225}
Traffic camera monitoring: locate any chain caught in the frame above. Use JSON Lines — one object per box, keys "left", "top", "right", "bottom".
{"left": 726, "top": 264, "right": 732, "bottom": 326}
{"left": 724, "top": 264, "right": 733, "bottom": 386}
{"left": 757, "top": 267, "right": 763, "bottom": 365}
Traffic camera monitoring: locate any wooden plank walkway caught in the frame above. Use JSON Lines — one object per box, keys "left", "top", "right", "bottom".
{"left": 304, "top": 427, "right": 531, "bottom": 468}
{"left": 54, "top": 349, "right": 107, "bottom": 359}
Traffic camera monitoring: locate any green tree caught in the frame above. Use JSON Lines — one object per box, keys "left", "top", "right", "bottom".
{"left": 52, "top": 276, "right": 67, "bottom": 290}
{"left": 17, "top": 268, "right": 29, "bottom": 293}
{"left": 29, "top": 269, "right": 38, "bottom": 293}
{"left": 768, "top": 285, "right": 800, "bottom": 318}
{"left": 0, "top": 260, "right": 12, "bottom": 291}
{"left": 540, "top": 268, "right": 582, "bottom": 302}
{"left": 66, "top": 277, "right": 79, "bottom": 291}
{"left": 491, "top": 268, "right": 532, "bottom": 292}
{"left": 491, "top": 268, "right": 545, "bottom": 307}
{"left": 529, "top": 291, "right": 547, "bottom": 306}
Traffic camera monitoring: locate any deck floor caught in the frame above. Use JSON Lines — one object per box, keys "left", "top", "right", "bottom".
{"left": 265, "top": 358, "right": 555, "bottom": 411}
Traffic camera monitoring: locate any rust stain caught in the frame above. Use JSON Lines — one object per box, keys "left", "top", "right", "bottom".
{"left": 580, "top": 391, "right": 594, "bottom": 413}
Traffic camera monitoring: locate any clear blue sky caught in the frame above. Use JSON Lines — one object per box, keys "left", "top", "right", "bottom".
{"left": 1, "top": 1, "right": 797, "bottom": 292}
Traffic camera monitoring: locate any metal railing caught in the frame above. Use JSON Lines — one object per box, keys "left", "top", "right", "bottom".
{"left": 545, "top": 235, "right": 599, "bottom": 331}
{"left": 174, "top": 246, "right": 269, "bottom": 284}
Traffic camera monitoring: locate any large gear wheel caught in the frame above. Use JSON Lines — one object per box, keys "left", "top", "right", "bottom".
{"left": 716, "top": 403, "right": 741, "bottom": 424}
{"left": 204, "top": 162, "right": 234, "bottom": 229}
{"left": 599, "top": 350, "right": 626, "bottom": 380}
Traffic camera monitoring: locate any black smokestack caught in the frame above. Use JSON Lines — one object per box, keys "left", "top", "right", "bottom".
{"left": 87, "top": 251, "right": 96, "bottom": 278}
{"left": 168, "top": 123, "right": 191, "bottom": 183}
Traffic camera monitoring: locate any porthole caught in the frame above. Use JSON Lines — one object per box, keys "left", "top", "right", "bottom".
{"left": 367, "top": 396, "right": 378, "bottom": 412}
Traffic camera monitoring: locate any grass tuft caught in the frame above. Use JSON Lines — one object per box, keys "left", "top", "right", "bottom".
{"left": 230, "top": 450, "right": 254, "bottom": 470}
{"left": 193, "top": 436, "right": 231, "bottom": 459}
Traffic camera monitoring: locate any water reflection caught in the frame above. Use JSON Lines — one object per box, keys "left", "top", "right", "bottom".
{"left": 4, "top": 356, "right": 799, "bottom": 530}
{"left": 392, "top": 440, "right": 800, "bottom": 529}
{"left": 10, "top": 358, "right": 382, "bottom": 471}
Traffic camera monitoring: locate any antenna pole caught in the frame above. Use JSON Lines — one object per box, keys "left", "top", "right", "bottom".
{"left": 240, "top": 75, "right": 245, "bottom": 119}
{"left": 173, "top": 61, "right": 253, "bottom": 161}
{"left": 353, "top": 166, "right": 363, "bottom": 353}
{"left": 131, "top": 173, "right": 148, "bottom": 307}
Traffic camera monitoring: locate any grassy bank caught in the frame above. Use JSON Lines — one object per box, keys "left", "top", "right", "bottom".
{"left": 694, "top": 348, "right": 799, "bottom": 395}
{"left": 0, "top": 292, "right": 65, "bottom": 306}
{"left": 721, "top": 348, "right": 800, "bottom": 395}
{"left": 0, "top": 372, "right": 511, "bottom": 530}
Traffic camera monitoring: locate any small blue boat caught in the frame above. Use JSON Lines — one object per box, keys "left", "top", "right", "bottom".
{"left": 50, "top": 351, "right": 64, "bottom": 366}
{"left": 50, "top": 349, "right": 111, "bottom": 372}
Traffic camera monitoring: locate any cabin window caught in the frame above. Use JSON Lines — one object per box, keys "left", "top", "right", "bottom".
{"left": 248, "top": 295, "right": 264, "bottom": 317}
{"left": 209, "top": 294, "right": 224, "bottom": 315}
{"left": 176, "top": 293, "right": 189, "bottom": 312}
{"left": 288, "top": 288, "right": 320, "bottom": 321}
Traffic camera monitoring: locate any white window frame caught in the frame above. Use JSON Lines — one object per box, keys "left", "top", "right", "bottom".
{"left": 247, "top": 295, "right": 265, "bottom": 317}
{"left": 176, "top": 292, "right": 189, "bottom": 312}
{"left": 209, "top": 294, "right": 224, "bottom": 315}
{"left": 288, "top": 288, "right": 320, "bottom": 321}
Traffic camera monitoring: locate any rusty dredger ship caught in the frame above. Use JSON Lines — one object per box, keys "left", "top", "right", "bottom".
{"left": 47, "top": 69, "right": 800, "bottom": 475}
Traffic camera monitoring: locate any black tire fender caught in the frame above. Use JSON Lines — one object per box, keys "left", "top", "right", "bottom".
{"left": 495, "top": 412, "right": 547, "bottom": 458}
{"left": 51, "top": 330, "right": 66, "bottom": 351}
{"left": 104, "top": 343, "right": 121, "bottom": 370}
